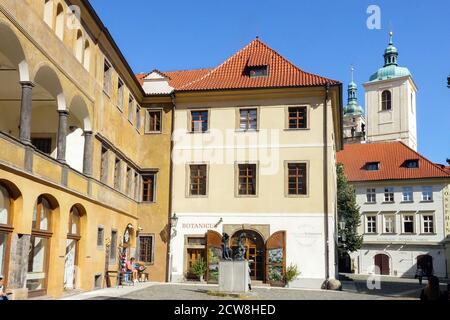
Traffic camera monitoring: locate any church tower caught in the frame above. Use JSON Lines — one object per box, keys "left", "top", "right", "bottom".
{"left": 363, "top": 32, "right": 418, "bottom": 151}
{"left": 343, "top": 67, "right": 366, "bottom": 144}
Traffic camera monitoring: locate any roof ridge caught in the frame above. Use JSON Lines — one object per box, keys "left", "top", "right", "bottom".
{"left": 163, "top": 67, "right": 214, "bottom": 73}
{"left": 177, "top": 39, "right": 260, "bottom": 90}
{"left": 252, "top": 39, "right": 339, "bottom": 84}
{"left": 150, "top": 69, "right": 170, "bottom": 79}
{"left": 178, "top": 38, "right": 340, "bottom": 90}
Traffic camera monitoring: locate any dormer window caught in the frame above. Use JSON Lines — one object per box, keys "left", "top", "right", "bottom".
{"left": 248, "top": 65, "right": 268, "bottom": 78}
{"left": 366, "top": 162, "right": 380, "bottom": 171}
{"left": 404, "top": 159, "right": 419, "bottom": 169}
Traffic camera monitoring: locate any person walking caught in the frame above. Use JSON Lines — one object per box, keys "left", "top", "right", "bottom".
{"left": 420, "top": 276, "right": 447, "bottom": 301}
{"left": 415, "top": 266, "right": 424, "bottom": 285}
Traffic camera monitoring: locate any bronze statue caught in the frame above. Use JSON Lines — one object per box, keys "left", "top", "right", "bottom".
{"left": 233, "top": 233, "right": 247, "bottom": 261}
{"left": 221, "top": 233, "right": 233, "bottom": 261}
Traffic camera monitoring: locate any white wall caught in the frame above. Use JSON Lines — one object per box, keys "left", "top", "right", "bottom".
{"left": 364, "top": 76, "right": 418, "bottom": 150}
{"left": 66, "top": 128, "right": 84, "bottom": 172}
{"left": 351, "top": 181, "right": 447, "bottom": 278}
{"left": 170, "top": 213, "right": 336, "bottom": 287}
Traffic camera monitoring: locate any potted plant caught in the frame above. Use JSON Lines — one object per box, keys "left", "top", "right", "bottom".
{"left": 192, "top": 258, "right": 207, "bottom": 282}
{"left": 284, "top": 264, "right": 301, "bottom": 288}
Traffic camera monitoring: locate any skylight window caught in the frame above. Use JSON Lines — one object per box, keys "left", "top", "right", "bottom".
{"left": 404, "top": 159, "right": 419, "bottom": 169}
{"left": 248, "top": 65, "right": 268, "bottom": 78}
{"left": 365, "top": 162, "right": 380, "bottom": 171}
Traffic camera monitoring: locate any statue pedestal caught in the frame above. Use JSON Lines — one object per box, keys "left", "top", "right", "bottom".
{"left": 219, "top": 261, "right": 249, "bottom": 293}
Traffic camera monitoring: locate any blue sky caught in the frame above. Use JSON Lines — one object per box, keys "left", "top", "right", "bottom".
{"left": 89, "top": 0, "right": 450, "bottom": 164}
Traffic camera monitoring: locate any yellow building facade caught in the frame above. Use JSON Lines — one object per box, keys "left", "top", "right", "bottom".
{"left": 0, "top": 0, "right": 172, "bottom": 298}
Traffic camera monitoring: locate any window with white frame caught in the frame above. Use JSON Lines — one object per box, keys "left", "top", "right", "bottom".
{"left": 366, "top": 188, "right": 376, "bottom": 203}
{"left": 366, "top": 215, "right": 377, "bottom": 234}
{"left": 384, "top": 187, "right": 394, "bottom": 202}
{"left": 402, "top": 215, "right": 415, "bottom": 234}
{"left": 422, "top": 215, "right": 434, "bottom": 234}
{"left": 384, "top": 214, "right": 395, "bottom": 234}
{"left": 421, "top": 186, "right": 433, "bottom": 202}
{"left": 402, "top": 187, "right": 413, "bottom": 202}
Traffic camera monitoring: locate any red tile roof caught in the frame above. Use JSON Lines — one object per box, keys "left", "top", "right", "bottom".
{"left": 336, "top": 142, "right": 450, "bottom": 182}
{"left": 136, "top": 38, "right": 340, "bottom": 92}
{"left": 136, "top": 68, "right": 213, "bottom": 89}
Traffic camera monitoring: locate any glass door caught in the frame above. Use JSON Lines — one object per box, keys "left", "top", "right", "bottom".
{"left": 64, "top": 239, "right": 78, "bottom": 290}
{"left": 27, "top": 236, "right": 50, "bottom": 295}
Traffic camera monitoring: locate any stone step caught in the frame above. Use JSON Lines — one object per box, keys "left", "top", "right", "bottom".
{"left": 252, "top": 281, "right": 271, "bottom": 287}
{"left": 62, "top": 289, "right": 85, "bottom": 298}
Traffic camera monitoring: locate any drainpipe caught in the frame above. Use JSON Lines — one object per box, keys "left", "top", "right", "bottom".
{"left": 165, "top": 93, "right": 176, "bottom": 283}
{"left": 323, "top": 83, "right": 330, "bottom": 281}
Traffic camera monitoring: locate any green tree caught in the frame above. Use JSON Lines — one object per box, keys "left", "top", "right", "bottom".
{"left": 337, "top": 163, "right": 363, "bottom": 256}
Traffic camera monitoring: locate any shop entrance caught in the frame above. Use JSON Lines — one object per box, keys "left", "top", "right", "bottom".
{"left": 186, "top": 248, "right": 205, "bottom": 279}
{"left": 231, "top": 230, "right": 265, "bottom": 281}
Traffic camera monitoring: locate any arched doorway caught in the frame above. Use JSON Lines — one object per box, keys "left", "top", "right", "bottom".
{"left": 417, "top": 254, "right": 433, "bottom": 277}
{"left": 374, "top": 254, "right": 390, "bottom": 275}
{"left": 231, "top": 230, "right": 265, "bottom": 281}
{"left": 64, "top": 204, "right": 84, "bottom": 290}
{"left": 27, "top": 195, "right": 57, "bottom": 297}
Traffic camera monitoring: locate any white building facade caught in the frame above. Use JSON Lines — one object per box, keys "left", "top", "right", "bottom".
{"left": 353, "top": 182, "right": 448, "bottom": 278}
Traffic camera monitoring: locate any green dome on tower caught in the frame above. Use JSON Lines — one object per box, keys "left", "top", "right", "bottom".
{"left": 369, "top": 32, "right": 412, "bottom": 82}
{"left": 344, "top": 67, "right": 364, "bottom": 116}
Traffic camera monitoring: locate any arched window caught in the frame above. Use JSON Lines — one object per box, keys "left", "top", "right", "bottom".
{"left": 381, "top": 90, "right": 392, "bottom": 111}
{"left": 0, "top": 185, "right": 11, "bottom": 225}
{"left": 28, "top": 196, "right": 54, "bottom": 295}
{"left": 83, "top": 40, "right": 90, "bottom": 71}
{"left": 68, "top": 206, "right": 81, "bottom": 236}
{"left": 33, "top": 196, "right": 52, "bottom": 231}
{"left": 43, "top": 0, "right": 54, "bottom": 28}
{"left": 55, "top": 4, "right": 64, "bottom": 40}
{"left": 74, "top": 30, "right": 83, "bottom": 63}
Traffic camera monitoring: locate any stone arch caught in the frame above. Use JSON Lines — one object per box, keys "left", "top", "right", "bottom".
{"left": 43, "top": 0, "right": 54, "bottom": 29}
{"left": 0, "top": 21, "right": 31, "bottom": 139}
{"left": 0, "top": 179, "right": 23, "bottom": 226}
{"left": 66, "top": 95, "right": 92, "bottom": 171}
{"left": 83, "top": 40, "right": 90, "bottom": 71}
{"left": 55, "top": 3, "right": 65, "bottom": 40}
{"left": 0, "top": 21, "right": 29, "bottom": 82}
{"left": 30, "top": 64, "right": 67, "bottom": 159}
{"left": 32, "top": 64, "right": 66, "bottom": 111}
{"left": 74, "top": 29, "right": 83, "bottom": 63}
{"left": 68, "top": 95, "right": 91, "bottom": 131}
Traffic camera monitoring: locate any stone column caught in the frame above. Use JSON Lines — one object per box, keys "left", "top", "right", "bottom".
{"left": 83, "top": 131, "right": 93, "bottom": 176}
{"left": 19, "top": 81, "right": 34, "bottom": 144}
{"left": 57, "top": 110, "right": 69, "bottom": 163}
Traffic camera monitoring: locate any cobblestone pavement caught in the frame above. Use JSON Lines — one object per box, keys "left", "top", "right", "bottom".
{"left": 79, "top": 283, "right": 415, "bottom": 300}
{"left": 340, "top": 273, "right": 450, "bottom": 299}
